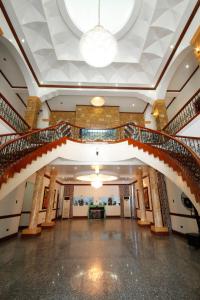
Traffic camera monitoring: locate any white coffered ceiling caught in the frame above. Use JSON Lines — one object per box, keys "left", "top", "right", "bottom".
{"left": 2, "top": 0, "right": 197, "bottom": 87}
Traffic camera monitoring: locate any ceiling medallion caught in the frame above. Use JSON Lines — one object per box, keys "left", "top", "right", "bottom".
{"left": 91, "top": 96, "right": 105, "bottom": 107}
{"left": 76, "top": 167, "right": 118, "bottom": 189}
{"left": 79, "top": 0, "right": 117, "bottom": 67}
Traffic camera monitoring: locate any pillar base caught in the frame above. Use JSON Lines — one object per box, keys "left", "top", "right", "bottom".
{"left": 151, "top": 225, "right": 169, "bottom": 235}
{"left": 137, "top": 220, "right": 151, "bottom": 226}
{"left": 41, "top": 221, "right": 55, "bottom": 228}
{"left": 21, "top": 227, "right": 41, "bottom": 237}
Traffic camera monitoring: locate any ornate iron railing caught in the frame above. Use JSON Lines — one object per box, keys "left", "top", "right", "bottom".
{"left": 0, "top": 133, "right": 21, "bottom": 146}
{"left": 126, "top": 124, "right": 200, "bottom": 195}
{"left": 69, "top": 126, "right": 124, "bottom": 142}
{"left": 0, "top": 122, "right": 71, "bottom": 176}
{"left": 175, "top": 135, "right": 200, "bottom": 156}
{"left": 163, "top": 90, "right": 200, "bottom": 135}
{"left": 0, "top": 93, "right": 30, "bottom": 132}
{"left": 0, "top": 121, "right": 199, "bottom": 201}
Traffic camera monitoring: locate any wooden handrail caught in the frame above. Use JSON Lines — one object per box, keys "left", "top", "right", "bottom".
{"left": 0, "top": 121, "right": 199, "bottom": 203}
{"left": 175, "top": 135, "right": 200, "bottom": 140}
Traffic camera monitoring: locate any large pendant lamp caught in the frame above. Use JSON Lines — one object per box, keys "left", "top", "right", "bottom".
{"left": 80, "top": 0, "right": 117, "bottom": 68}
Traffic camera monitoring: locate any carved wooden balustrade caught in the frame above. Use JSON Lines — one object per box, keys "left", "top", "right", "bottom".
{"left": 0, "top": 93, "right": 30, "bottom": 132}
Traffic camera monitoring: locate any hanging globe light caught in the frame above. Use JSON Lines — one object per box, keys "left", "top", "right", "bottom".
{"left": 79, "top": 0, "right": 117, "bottom": 68}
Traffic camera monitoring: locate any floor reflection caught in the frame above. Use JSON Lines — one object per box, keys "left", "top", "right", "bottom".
{"left": 0, "top": 219, "right": 200, "bottom": 300}
{"left": 71, "top": 262, "right": 120, "bottom": 296}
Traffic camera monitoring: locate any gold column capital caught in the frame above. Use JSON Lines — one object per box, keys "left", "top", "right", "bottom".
{"left": 0, "top": 27, "right": 3, "bottom": 36}
{"left": 50, "top": 167, "right": 58, "bottom": 176}
{"left": 152, "top": 99, "right": 168, "bottom": 130}
{"left": 27, "top": 96, "right": 42, "bottom": 105}
{"left": 25, "top": 96, "right": 42, "bottom": 128}
{"left": 190, "top": 26, "right": 200, "bottom": 62}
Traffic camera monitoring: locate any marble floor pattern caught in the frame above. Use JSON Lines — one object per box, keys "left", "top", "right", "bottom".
{"left": 0, "top": 219, "right": 200, "bottom": 300}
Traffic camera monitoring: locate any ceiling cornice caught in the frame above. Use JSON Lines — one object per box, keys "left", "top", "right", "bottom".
{"left": 0, "top": 0, "right": 199, "bottom": 91}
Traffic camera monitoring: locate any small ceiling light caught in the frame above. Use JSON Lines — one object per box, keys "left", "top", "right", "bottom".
{"left": 91, "top": 96, "right": 105, "bottom": 107}
{"left": 78, "top": 82, "right": 81, "bottom": 86}
{"left": 79, "top": 0, "right": 117, "bottom": 68}
{"left": 132, "top": 104, "right": 135, "bottom": 107}
{"left": 170, "top": 44, "right": 174, "bottom": 49}
{"left": 185, "top": 64, "right": 189, "bottom": 69}
{"left": 22, "top": 38, "right": 25, "bottom": 43}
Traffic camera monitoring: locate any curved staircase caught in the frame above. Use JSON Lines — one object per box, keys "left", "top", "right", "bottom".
{"left": 0, "top": 122, "right": 199, "bottom": 206}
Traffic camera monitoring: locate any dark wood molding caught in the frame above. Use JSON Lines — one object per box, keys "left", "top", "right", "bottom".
{"left": 166, "top": 97, "right": 176, "bottom": 109}
{"left": 46, "top": 100, "right": 52, "bottom": 112}
{"left": 0, "top": 69, "right": 27, "bottom": 89}
{"left": 0, "top": 213, "right": 21, "bottom": 219}
{"left": 167, "top": 65, "right": 199, "bottom": 93}
{"left": 143, "top": 103, "right": 149, "bottom": 114}
{"left": 170, "top": 212, "right": 197, "bottom": 219}
{"left": 16, "top": 93, "right": 27, "bottom": 108}
{"left": 0, "top": 0, "right": 199, "bottom": 90}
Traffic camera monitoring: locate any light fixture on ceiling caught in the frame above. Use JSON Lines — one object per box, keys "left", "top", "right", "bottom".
{"left": 91, "top": 96, "right": 105, "bottom": 107}
{"left": 76, "top": 169, "right": 117, "bottom": 189}
{"left": 91, "top": 175, "right": 103, "bottom": 189}
{"left": 79, "top": 0, "right": 117, "bottom": 68}
{"left": 185, "top": 64, "right": 189, "bottom": 69}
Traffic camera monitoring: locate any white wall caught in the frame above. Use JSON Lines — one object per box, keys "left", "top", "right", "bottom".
{"left": 166, "top": 178, "right": 199, "bottom": 234}
{"left": 0, "top": 182, "right": 25, "bottom": 239}
{"left": 0, "top": 172, "right": 62, "bottom": 240}
{"left": 73, "top": 185, "right": 120, "bottom": 217}
{"left": 74, "top": 185, "right": 119, "bottom": 205}
{"left": 178, "top": 114, "right": 200, "bottom": 137}
{"left": 0, "top": 73, "right": 26, "bottom": 118}
{"left": 0, "top": 119, "right": 15, "bottom": 134}
{"left": 167, "top": 68, "right": 200, "bottom": 122}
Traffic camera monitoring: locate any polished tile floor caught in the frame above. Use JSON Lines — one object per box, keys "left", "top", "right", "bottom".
{"left": 0, "top": 219, "right": 200, "bottom": 300}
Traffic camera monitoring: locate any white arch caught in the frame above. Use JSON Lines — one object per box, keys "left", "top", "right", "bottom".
{"left": 0, "top": 36, "right": 38, "bottom": 96}
{"left": 157, "top": 46, "right": 192, "bottom": 99}
{"left": 0, "top": 140, "right": 199, "bottom": 213}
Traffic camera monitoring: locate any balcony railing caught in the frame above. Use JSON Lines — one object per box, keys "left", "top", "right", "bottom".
{"left": 0, "top": 93, "right": 30, "bottom": 132}
{"left": 175, "top": 135, "right": 200, "bottom": 157}
{"left": 0, "top": 122, "right": 199, "bottom": 201}
{"left": 163, "top": 90, "right": 200, "bottom": 135}
{"left": 0, "top": 133, "right": 21, "bottom": 146}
